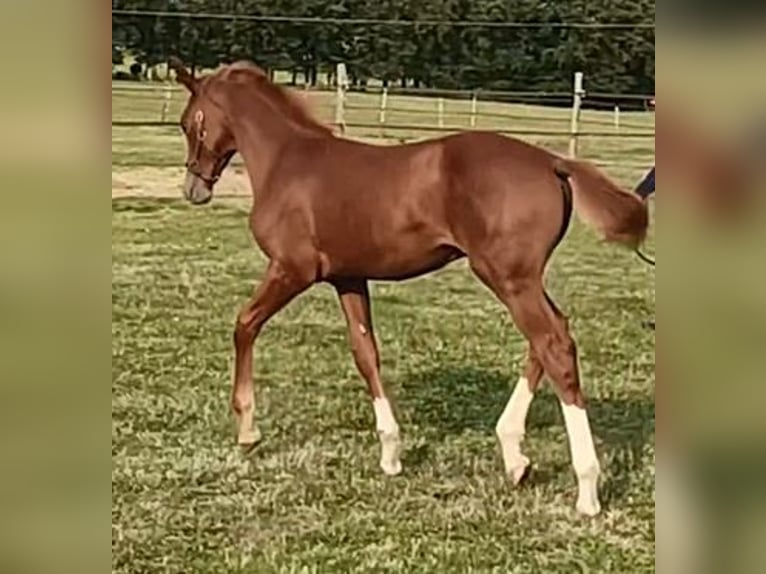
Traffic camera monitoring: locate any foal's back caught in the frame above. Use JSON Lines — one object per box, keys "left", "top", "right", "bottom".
{"left": 279, "top": 130, "right": 561, "bottom": 225}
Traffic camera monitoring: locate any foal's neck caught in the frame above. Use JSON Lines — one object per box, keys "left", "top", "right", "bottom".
{"left": 225, "top": 88, "right": 315, "bottom": 195}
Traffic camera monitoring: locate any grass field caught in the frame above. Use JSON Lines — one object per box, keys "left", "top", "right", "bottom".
{"left": 112, "top": 83, "right": 655, "bottom": 572}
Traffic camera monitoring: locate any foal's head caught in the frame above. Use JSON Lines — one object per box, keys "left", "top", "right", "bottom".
{"left": 170, "top": 59, "right": 333, "bottom": 205}
{"left": 170, "top": 58, "right": 237, "bottom": 205}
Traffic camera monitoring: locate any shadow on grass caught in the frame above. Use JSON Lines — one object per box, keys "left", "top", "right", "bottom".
{"left": 400, "top": 365, "right": 654, "bottom": 505}
{"left": 112, "top": 197, "right": 183, "bottom": 212}
{"left": 400, "top": 366, "right": 549, "bottom": 435}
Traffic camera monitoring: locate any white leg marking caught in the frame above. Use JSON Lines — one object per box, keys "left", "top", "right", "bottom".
{"left": 496, "top": 377, "right": 534, "bottom": 484}
{"left": 373, "top": 397, "right": 402, "bottom": 476}
{"left": 561, "top": 403, "right": 601, "bottom": 516}
{"left": 234, "top": 396, "right": 261, "bottom": 447}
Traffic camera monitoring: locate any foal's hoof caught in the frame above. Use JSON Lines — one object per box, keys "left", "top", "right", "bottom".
{"left": 506, "top": 456, "right": 531, "bottom": 486}
{"left": 576, "top": 498, "right": 602, "bottom": 517}
{"left": 380, "top": 459, "right": 403, "bottom": 476}
{"left": 237, "top": 428, "right": 263, "bottom": 455}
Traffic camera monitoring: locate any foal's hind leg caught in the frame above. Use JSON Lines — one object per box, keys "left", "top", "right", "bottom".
{"left": 495, "top": 347, "right": 543, "bottom": 485}
{"left": 334, "top": 279, "right": 401, "bottom": 476}
{"left": 538, "top": 292, "right": 601, "bottom": 515}
{"left": 472, "top": 261, "right": 601, "bottom": 516}
{"left": 511, "top": 286, "right": 600, "bottom": 516}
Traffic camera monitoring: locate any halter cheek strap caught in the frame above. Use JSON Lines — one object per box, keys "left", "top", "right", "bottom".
{"left": 186, "top": 109, "right": 225, "bottom": 186}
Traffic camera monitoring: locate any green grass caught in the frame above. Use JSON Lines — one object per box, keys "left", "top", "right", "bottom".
{"left": 112, "top": 77, "right": 655, "bottom": 571}
{"left": 112, "top": 197, "right": 655, "bottom": 572}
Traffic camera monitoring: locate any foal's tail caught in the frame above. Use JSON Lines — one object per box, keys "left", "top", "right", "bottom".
{"left": 553, "top": 157, "right": 649, "bottom": 249}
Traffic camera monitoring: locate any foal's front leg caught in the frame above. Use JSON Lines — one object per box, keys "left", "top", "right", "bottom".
{"left": 232, "top": 260, "right": 310, "bottom": 449}
{"left": 334, "top": 279, "right": 402, "bottom": 476}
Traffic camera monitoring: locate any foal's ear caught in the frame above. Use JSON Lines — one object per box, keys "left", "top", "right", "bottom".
{"left": 169, "top": 57, "right": 197, "bottom": 94}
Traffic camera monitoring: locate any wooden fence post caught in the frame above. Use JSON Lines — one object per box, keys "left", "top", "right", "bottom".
{"left": 614, "top": 104, "right": 620, "bottom": 131}
{"left": 334, "top": 62, "right": 348, "bottom": 135}
{"left": 568, "top": 72, "right": 584, "bottom": 158}
{"left": 437, "top": 98, "right": 445, "bottom": 128}
{"left": 470, "top": 92, "right": 478, "bottom": 128}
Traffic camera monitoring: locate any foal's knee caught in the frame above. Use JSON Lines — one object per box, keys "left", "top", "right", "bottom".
{"left": 231, "top": 394, "right": 252, "bottom": 416}
{"left": 234, "top": 313, "right": 262, "bottom": 347}
{"left": 349, "top": 333, "right": 377, "bottom": 377}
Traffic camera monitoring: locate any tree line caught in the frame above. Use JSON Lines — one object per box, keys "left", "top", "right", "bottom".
{"left": 112, "top": 0, "right": 655, "bottom": 96}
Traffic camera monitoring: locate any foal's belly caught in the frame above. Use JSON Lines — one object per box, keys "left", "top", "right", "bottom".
{"left": 326, "top": 241, "right": 465, "bottom": 282}
{"left": 314, "top": 179, "right": 461, "bottom": 281}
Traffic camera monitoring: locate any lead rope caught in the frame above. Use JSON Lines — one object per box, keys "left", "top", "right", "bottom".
{"left": 635, "top": 247, "right": 655, "bottom": 266}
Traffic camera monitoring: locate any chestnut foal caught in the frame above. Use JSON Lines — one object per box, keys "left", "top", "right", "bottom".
{"left": 170, "top": 59, "right": 648, "bottom": 516}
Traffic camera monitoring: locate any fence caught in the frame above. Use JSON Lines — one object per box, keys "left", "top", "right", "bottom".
{"left": 111, "top": 65, "right": 654, "bottom": 169}
{"left": 331, "top": 65, "right": 653, "bottom": 155}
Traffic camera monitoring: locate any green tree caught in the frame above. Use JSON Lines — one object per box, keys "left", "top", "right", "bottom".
{"left": 111, "top": 0, "right": 655, "bottom": 94}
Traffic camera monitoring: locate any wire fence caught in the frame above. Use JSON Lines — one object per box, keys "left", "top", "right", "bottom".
{"left": 112, "top": 9, "right": 655, "bottom": 29}
{"left": 112, "top": 84, "right": 654, "bottom": 129}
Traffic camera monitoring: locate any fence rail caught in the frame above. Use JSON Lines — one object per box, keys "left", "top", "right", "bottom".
{"left": 111, "top": 119, "right": 654, "bottom": 139}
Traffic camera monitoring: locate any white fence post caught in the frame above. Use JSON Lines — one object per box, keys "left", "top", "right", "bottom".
{"left": 568, "top": 71, "right": 584, "bottom": 158}
{"left": 334, "top": 62, "right": 348, "bottom": 134}
{"left": 160, "top": 83, "right": 172, "bottom": 122}
{"left": 613, "top": 104, "right": 620, "bottom": 130}
{"left": 437, "top": 98, "right": 445, "bottom": 128}
{"left": 470, "top": 92, "right": 478, "bottom": 128}
{"left": 379, "top": 87, "right": 388, "bottom": 126}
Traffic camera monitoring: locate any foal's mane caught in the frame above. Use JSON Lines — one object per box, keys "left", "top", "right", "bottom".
{"left": 215, "top": 61, "right": 334, "bottom": 137}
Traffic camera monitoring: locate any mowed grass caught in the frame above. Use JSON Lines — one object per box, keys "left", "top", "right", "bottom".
{"left": 112, "top": 197, "right": 655, "bottom": 572}
{"left": 112, "top": 80, "right": 655, "bottom": 571}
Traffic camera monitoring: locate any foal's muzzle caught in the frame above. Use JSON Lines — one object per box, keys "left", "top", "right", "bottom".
{"left": 183, "top": 170, "right": 214, "bottom": 205}
{"left": 182, "top": 151, "right": 235, "bottom": 205}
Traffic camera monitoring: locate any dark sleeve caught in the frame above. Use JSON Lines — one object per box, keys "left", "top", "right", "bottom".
{"left": 635, "top": 166, "right": 655, "bottom": 199}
